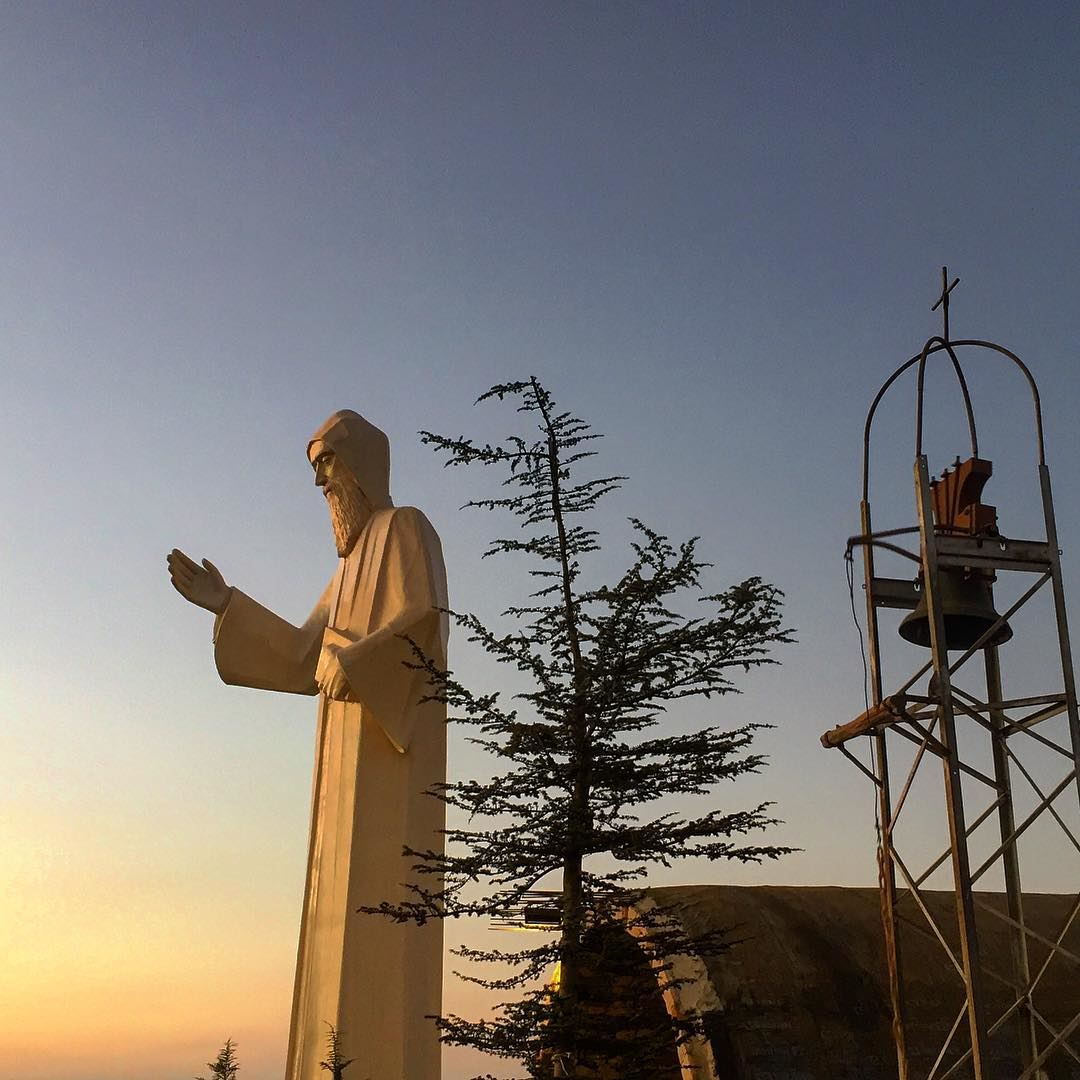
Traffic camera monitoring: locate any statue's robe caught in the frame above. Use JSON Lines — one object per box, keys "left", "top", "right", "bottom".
{"left": 212, "top": 504, "right": 447, "bottom": 1080}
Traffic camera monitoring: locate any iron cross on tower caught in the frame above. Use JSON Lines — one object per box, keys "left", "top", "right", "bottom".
{"left": 931, "top": 265, "right": 961, "bottom": 341}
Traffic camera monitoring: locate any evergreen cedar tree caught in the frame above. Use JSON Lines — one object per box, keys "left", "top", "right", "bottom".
{"left": 363, "top": 379, "right": 795, "bottom": 1079}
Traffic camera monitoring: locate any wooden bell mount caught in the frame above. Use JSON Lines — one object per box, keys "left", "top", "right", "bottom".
{"left": 899, "top": 455, "right": 1012, "bottom": 651}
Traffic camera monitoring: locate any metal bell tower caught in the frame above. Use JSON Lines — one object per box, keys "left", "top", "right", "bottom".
{"left": 821, "top": 271, "right": 1080, "bottom": 1078}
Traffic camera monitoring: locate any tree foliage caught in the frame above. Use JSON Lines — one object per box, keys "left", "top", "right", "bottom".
{"left": 365, "top": 378, "right": 794, "bottom": 1078}
{"left": 319, "top": 1023, "right": 355, "bottom": 1079}
{"left": 196, "top": 1038, "right": 239, "bottom": 1080}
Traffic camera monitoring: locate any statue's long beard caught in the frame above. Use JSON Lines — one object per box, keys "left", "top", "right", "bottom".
{"left": 326, "top": 480, "right": 371, "bottom": 557}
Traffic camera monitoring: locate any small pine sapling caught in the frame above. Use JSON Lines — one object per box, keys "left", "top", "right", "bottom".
{"left": 196, "top": 1038, "right": 239, "bottom": 1080}
{"left": 319, "top": 1023, "right": 355, "bottom": 1079}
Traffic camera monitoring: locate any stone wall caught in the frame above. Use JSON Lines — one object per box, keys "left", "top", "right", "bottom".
{"left": 627, "top": 885, "right": 1080, "bottom": 1080}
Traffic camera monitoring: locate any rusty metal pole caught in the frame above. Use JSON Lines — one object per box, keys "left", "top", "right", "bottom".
{"left": 916, "top": 456, "right": 990, "bottom": 1078}
{"left": 861, "top": 499, "right": 910, "bottom": 1080}
{"left": 1040, "top": 464, "right": 1080, "bottom": 801}
{"left": 984, "top": 644, "right": 1039, "bottom": 1069}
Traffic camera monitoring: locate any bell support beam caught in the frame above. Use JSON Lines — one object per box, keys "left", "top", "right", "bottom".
{"left": 1039, "top": 464, "right": 1080, "bottom": 806}
{"left": 871, "top": 577, "right": 920, "bottom": 611}
{"left": 986, "top": 643, "right": 1040, "bottom": 1069}
{"left": 916, "top": 453, "right": 991, "bottom": 1078}
{"left": 860, "top": 498, "right": 911, "bottom": 1080}
{"left": 935, "top": 535, "right": 1053, "bottom": 574}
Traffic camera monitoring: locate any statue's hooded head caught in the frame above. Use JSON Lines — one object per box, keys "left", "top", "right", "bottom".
{"left": 308, "top": 410, "right": 393, "bottom": 556}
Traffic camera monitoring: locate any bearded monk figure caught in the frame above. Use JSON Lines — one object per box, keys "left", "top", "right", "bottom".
{"left": 168, "top": 410, "right": 447, "bottom": 1080}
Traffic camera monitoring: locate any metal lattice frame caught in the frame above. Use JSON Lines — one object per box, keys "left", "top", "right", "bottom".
{"left": 822, "top": 279, "right": 1080, "bottom": 1080}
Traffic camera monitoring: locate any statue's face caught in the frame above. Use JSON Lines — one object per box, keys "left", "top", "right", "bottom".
{"left": 312, "top": 448, "right": 342, "bottom": 489}
{"left": 312, "top": 447, "right": 370, "bottom": 557}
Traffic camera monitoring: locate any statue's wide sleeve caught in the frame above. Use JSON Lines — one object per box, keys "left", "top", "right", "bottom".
{"left": 213, "top": 579, "right": 333, "bottom": 695}
{"left": 336, "top": 507, "right": 447, "bottom": 752}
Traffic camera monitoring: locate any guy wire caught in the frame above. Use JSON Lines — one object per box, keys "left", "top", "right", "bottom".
{"left": 846, "top": 548, "right": 871, "bottom": 717}
{"left": 846, "top": 548, "right": 884, "bottom": 866}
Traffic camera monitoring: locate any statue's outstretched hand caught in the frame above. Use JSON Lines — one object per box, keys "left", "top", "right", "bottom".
{"left": 168, "top": 549, "right": 232, "bottom": 614}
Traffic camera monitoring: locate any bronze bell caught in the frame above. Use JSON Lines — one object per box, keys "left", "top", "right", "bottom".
{"left": 899, "top": 569, "right": 1012, "bottom": 650}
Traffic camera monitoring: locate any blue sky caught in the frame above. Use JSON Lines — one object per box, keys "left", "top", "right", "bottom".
{"left": 2, "top": 4, "right": 1078, "bottom": 1078}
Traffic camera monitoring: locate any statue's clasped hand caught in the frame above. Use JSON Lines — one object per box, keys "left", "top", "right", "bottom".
{"left": 317, "top": 643, "right": 353, "bottom": 701}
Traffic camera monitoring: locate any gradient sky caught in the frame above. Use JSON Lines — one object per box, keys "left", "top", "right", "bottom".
{"left": 2, "top": 3, "right": 1079, "bottom": 1078}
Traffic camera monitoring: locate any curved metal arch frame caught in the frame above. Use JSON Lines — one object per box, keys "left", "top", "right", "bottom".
{"left": 862, "top": 338, "right": 1046, "bottom": 505}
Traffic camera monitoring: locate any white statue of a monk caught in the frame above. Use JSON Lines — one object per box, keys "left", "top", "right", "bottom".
{"left": 168, "top": 409, "right": 447, "bottom": 1080}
